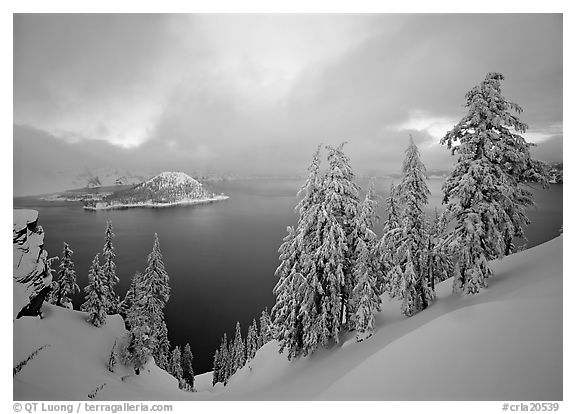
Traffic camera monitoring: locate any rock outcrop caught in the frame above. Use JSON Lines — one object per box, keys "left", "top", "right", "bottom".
{"left": 13, "top": 209, "right": 53, "bottom": 319}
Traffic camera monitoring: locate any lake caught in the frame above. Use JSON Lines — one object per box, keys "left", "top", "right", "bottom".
{"left": 13, "top": 178, "right": 563, "bottom": 374}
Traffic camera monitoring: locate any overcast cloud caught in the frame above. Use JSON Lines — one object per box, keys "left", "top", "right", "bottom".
{"left": 13, "top": 14, "right": 562, "bottom": 195}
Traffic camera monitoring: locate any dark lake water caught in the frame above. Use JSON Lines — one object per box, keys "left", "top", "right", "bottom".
{"left": 13, "top": 179, "right": 563, "bottom": 374}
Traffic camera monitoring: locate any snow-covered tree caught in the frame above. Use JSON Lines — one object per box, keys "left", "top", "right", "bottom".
{"left": 212, "top": 349, "right": 220, "bottom": 386}
{"left": 123, "top": 235, "right": 171, "bottom": 375}
{"left": 181, "top": 343, "right": 195, "bottom": 391}
{"left": 425, "top": 208, "right": 453, "bottom": 292}
{"left": 80, "top": 254, "right": 109, "bottom": 327}
{"left": 101, "top": 221, "right": 119, "bottom": 314}
{"left": 400, "top": 251, "right": 420, "bottom": 317}
{"left": 377, "top": 184, "right": 404, "bottom": 298}
{"left": 169, "top": 346, "right": 184, "bottom": 388}
{"left": 218, "top": 333, "right": 231, "bottom": 385}
{"left": 246, "top": 318, "right": 259, "bottom": 360}
{"left": 320, "top": 143, "right": 361, "bottom": 332}
{"left": 231, "top": 321, "right": 245, "bottom": 374}
{"left": 142, "top": 233, "right": 170, "bottom": 308}
{"left": 440, "top": 72, "right": 548, "bottom": 294}
{"left": 396, "top": 136, "right": 434, "bottom": 314}
{"left": 51, "top": 242, "right": 79, "bottom": 308}
{"left": 351, "top": 180, "right": 381, "bottom": 341}
{"left": 259, "top": 308, "right": 272, "bottom": 344}
{"left": 153, "top": 320, "right": 171, "bottom": 371}
{"left": 272, "top": 143, "right": 362, "bottom": 358}
{"left": 118, "top": 271, "right": 141, "bottom": 320}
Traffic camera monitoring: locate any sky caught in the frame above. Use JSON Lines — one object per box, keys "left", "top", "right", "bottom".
{"left": 13, "top": 13, "right": 563, "bottom": 195}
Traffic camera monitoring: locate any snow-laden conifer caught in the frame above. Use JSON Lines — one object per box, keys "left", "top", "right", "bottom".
{"left": 51, "top": 242, "right": 79, "bottom": 308}
{"left": 440, "top": 72, "right": 547, "bottom": 294}
{"left": 377, "top": 184, "right": 403, "bottom": 298}
{"left": 181, "top": 343, "right": 195, "bottom": 391}
{"left": 246, "top": 318, "right": 258, "bottom": 361}
{"left": 232, "top": 321, "right": 246, "bottom": 374}
{"left": 212, "top": 349, "right": 220, "bottom": 386}
{"left": 351, "top": 180, "right": 381, "bottom": 341}
{"left": 169, "top": 346, "right": 184, "bottom": 388}
{"left": 101, "top": 221, "right": 119, "bottom": 313}
{"left": 396, "top": 136, "right": 433, "bottom": 313}
{"left": 153, "top": 320, "right": 171, "bottom": 371}
{"left": 80, "top": 254, "right": 109, "bottom": 327}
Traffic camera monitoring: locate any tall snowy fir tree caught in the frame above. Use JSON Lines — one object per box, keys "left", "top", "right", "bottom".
{"left": 396, "top": 136, "right": 433, "bottom": 315}
{"left": 377, "top": 183, "right": 404, "bottom": 298}
{"left": 124, "top": 234, "right": 171, "bottom": 374}
{"left": 51, "top": 242, "right": 79, "bottom": 308}
{"left": 101, "top": 221, "right": 119, "bottom": 314}
{"left": 218, "top": 333, "right": 230, "bottom": 385}
{"left": 440, "top": 72, "right": 547, "bottom": 294}
{"left": 181, "top": 343, "right": 195, "bottom": 391}
{"left": 80, "top": 254, "right": 108, "bottom": 327}
{"left": 259, "top": 308, "right": 272, "bottom": 344}
{"left": 351, "top": 180, "right": 381, "bottom": 341}
{"left": 272, "top": 143, "right": 361, "bottom": 359}
{"left": 320, "top": 143, "right": 361, "bottom": 332}
{"left": 231, "top": 321, "right": 246, "bottom": 374}
{"left": 271, "top": 146, "right": 323, "bottom": 359}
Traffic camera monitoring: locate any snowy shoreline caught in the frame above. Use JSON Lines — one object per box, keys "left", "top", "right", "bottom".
{"left": 83, "top": 195, "right": 230, "bottom": 211}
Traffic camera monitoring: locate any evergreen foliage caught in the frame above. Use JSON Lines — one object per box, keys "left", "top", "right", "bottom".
{"left": 51, "top": 242, "right": 79, "bottom": 308}
{"left": 377, "top": 184, "right": 404, "bottom": 298}
{"left": 101, "top": 221, "right": 120, "bottom": 314}
{"left": 351, "top": 180, "right": 381, "bottom": 341}
{"left": 232, "top": 321, "right": 246, "bottom": 374}
{"left": 396, "top": 136, "right": 434, "bottom": 315}
{"left": 181, "top": 343, "right": 195, "bottom": 391}
{"left": 80, "top": 254, "right": 109, "bottom": 327}
{"left": 440, "top": 72, "right": 547, "bottom": 294}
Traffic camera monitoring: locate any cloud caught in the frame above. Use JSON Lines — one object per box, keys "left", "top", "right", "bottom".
{"left": 13, "top": 14, "right": 563, "bottom": 195}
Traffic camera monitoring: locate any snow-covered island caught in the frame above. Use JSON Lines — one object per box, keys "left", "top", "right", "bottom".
{"left": 83, "top": 172, "right": 229, "bottom": 210}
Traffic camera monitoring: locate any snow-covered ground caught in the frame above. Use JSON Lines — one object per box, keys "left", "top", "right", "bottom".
{"left": 13, "top": 236, "right": 562, "bottom": 400}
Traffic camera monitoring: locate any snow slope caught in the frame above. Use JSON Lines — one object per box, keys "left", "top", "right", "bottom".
{"left": 14, "top": 236, "right": 562, "bottom": 400}
{"left": 201, "top": 236, "right": 563, "bottom": 400}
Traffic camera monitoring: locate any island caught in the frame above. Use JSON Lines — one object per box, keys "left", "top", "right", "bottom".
{"left": 83, "top": 172, "right": 229, "bottom": 210}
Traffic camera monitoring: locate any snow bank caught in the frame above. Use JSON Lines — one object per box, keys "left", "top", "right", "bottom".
{"left": 211, "top": 236, "right": 563, "bottom": 400}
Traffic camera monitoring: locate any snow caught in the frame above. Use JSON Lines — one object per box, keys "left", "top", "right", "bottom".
{"left": 14, "top": 235, "right": 562, "bottom": 400}
{"left": 208, "top": 236, "right": 563, "bottom": 400}
{"left": 83, "top": 195, "right": 229, "bottom": 211}
{"left": 13, "top": 209, "right": 38, "bottom": 232}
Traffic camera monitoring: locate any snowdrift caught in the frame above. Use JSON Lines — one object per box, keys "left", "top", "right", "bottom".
{"left": 201, "top": 236, "right": 563, "bottom": 400}
{"left": 14, "top": 236, "right": 562, "bottom": 400}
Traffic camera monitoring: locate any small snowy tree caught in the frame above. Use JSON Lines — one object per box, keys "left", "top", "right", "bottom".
{"left": 440, "top": 72, "right": 547, "bottom": 294}
{"left": 259, "top": 308, "right": 272, "bottom": 344}
{"left": 101, "top": 221, "right": 119, "bottom": 314}
{"left": 212, "top": 349, "right": 220, "bottom": 386}
{"left": 118, "top": 271, "right": 141, "bottom": 320}
{"left": 425, "top": 208, "right": 453, "bottom": 291}
{"left": 231, "top": 321, "right": 246, "bottom": 374}
{"left": 377, "top": 183, "right": 404, "bottom": 298}
{"left": 351, "top": 180, "right": 381, "bottom": 341}
{"left": 80, "top": 254, "right": 109, "bottom": 327}
{"left": 246, "top": 318, "right": 259, "bottom": 360}
{"left": 169, "top": 346, "right": 184, "bottom": 388}
{"left": 153, "top": 320, "right": 171, "bottom": 371}
{"left": 181, "top": 343, "right": 195, "bottom": 391}
{"left": 51, "top": 242, "right": 79, "bottom": 308}
{"left": 219, "top": 333, "right": 231, "bottom": 385}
